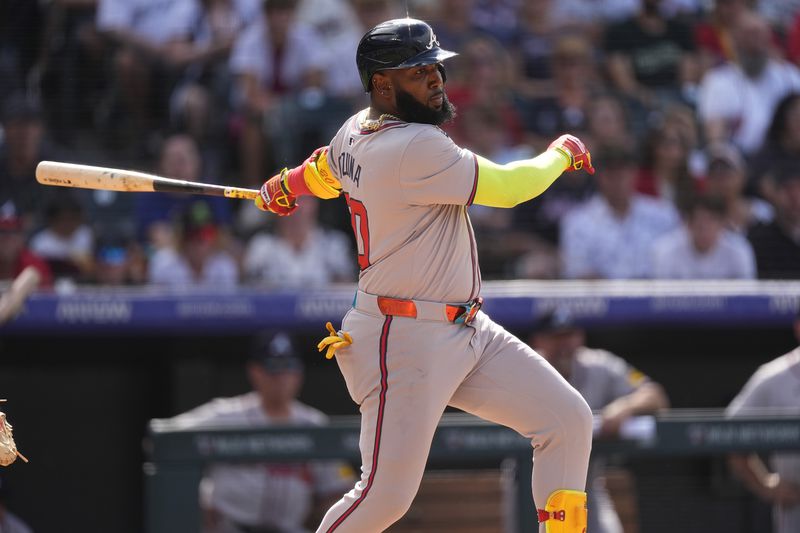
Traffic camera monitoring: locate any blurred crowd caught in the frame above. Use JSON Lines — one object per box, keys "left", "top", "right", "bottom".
{"left": 2, "top": 0, "right": 800, "bottom": 290}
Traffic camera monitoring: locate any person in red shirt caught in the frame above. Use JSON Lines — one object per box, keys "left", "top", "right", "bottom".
{"left": 0, "top": 204, "right": 51, "bottom": 325}
{"left": 0, "top": 205, "right": 52, "bottom": 286}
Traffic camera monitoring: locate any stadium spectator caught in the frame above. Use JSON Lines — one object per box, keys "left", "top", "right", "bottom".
{"left": 789, "top": 13, "right": 800, "bottom": 66}
{"left": 229, "top": 0, "right": 326, "bottom": 184}
{"left": 38, "top": 0, "right": 107, "bottom": 143}
{"left": 757, "top": 0, "right": 800, "bottom": 33}
{"left": 166, "top": 0, "right": 259, "bottom": 148}
{"left": 750, "top": 93, "right": 800, "bottom": 195}
{"left": 584, "top": 93, "right": 637, "bottom": 153}
{"left": 511, "top": 159, "right": 595, "bottom": 256}
{"left": 243, "top": 197, "right": 355, "bottom": 287}
{"left": 135, "top": 134, "right": 231, "bottom": 244}
{"left": 93, "top": 241, "right": 147, "bottom": 286}
{"left": 551, "top": 0, "right": 639, "bottom": 39}
{"left": 470, "top": 0, "right": 520, "bottom": 46}
{"left": 428, "top": 0, "right": 482, "bottom": 53}
{"left": 0, "top": 0, "right": 45, "bottom": 103}
{"left": 507, "top": 0, "right": 560, "bottom": 96}
{"left": 561, "top": 147, "right": 680, "bottom": 279}
{"left": 95, "top": 0, "right": 197, "bottom": 150}
{"left": 457, "top": 105, "right": 542, "bottom": 278}
{"left": 295, "top": 0, "right": 364, "bottom": 100}
{"left": 0, "top": 202, "right": 52, "bottom": 288}
{"left": 528, "top": 307, "right": 669, "bottom": 533}
{"left": 0, "top": 93, "right": 59, "bottom": 229}
{"left": 604, "top": 0, "right": 698, "bottom": 107}
{"left": 29, "top": 193, "right": 95, "bottom": 282}
{"left": 520, "top": 34, "right": 596, "bottom": 143}
{"left": 726, "top": 310, "right": 800, "bottom": 533}
{"left": 147, "top": 200, "right": 239, "bottom": 288}
{"left": 352, "top": 0, "right": 397, "bottom": 32}
{"left": 636, "top": 121, "right": 698, "bottom": 211}
{"left": 650, "top": 194, "right": 756, "bottom": 279}
{"left": 703, "top": 142, "right": 773, "bottom": 233}
{"left": 694, "top": 0, "right": 749, "bottom": 70}
{"left": 748, "top": 163, "right": 800, "bottom": 279}
{"left": 697, "top": 11, "right": 800, "bottom": 155}
{"left": 444, "top": 34, "right": 523, "bottom": 149}
{"left": 167, "top": 331, "right": 354, "bottom": 533}
{"left": 660, "top": 102, "right": 706, "bottom": 178}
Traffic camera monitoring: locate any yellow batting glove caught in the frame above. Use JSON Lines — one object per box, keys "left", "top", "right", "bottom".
{"left": 317, "top": 322, "right": 353, "bottom": 360}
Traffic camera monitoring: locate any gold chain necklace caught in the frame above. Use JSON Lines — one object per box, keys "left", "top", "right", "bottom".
{"left": 360, "top": 112, "right": 403, "bottom": 131}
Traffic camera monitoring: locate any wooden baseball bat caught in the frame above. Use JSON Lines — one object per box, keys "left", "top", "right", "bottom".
{"left": 35, "top": 161, "right": 259, "bottom": 200}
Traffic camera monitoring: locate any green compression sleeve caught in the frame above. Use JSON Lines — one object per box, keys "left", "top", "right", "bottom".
{"left": 473, "top": 150, "right": 569, "bottom": 208}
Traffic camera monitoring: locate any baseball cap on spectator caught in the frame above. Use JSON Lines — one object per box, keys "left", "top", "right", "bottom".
{"left": 0, "top": 201, "right": 22, "bottom": 231}
{"left": 706, "top": 142, "right": 744, "bottom": 174}
{"left": 180, "top": 201, "right": 219, "bottom": 243}
{"left": 249, "top": 331, "right": 303, "bottom": 373}
{"left": 533, "top": 307, "right": 581, "bottom": 335}
{"left": 97, "top": 244, "right": 128, "bottom": 265}
{"left": 1, "top": 93, "right": 43, "bottom": 123}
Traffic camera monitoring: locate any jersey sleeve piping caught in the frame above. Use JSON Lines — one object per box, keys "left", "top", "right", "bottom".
{"left": 466, "top": 153, "right": 479, "bottom": 206}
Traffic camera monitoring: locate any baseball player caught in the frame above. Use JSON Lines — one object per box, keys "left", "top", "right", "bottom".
{"left": 726, "top": 311, "right": 800, "bottom": 533}
{"left": 169, "top": 332, "right": 354, "bottom": 533}
{"left": 529, "top": 308, "right": 670, "bottom": 533}
{"left": 255, "top": 18, "right": 596, "bottom": 532}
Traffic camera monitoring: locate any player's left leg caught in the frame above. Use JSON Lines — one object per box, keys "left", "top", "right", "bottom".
{"left": 448, "top": 312, "right": 592, "bottom": 533}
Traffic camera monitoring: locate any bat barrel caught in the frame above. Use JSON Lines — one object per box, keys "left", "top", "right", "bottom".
{"left": 36, "top": 161, "right": 259, "bottom": 200}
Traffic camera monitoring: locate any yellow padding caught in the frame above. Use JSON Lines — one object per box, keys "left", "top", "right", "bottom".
{"left": 541, "top": 490, "right": 587, "bottom": 533}
{"left": 304, "top": 149, "right": 341, "bottom": 199}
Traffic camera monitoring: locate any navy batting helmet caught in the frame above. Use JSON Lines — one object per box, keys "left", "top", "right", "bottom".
{"left": 356, "top": 18, "right": 457, "bottom": 92}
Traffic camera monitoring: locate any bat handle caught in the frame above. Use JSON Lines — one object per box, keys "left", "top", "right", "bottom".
{"left": 223, "top": 187, "right": 260, "bottom": 200}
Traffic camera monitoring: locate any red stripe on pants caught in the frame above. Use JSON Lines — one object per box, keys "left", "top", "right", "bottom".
{"left": 326, "top": 315, "right": 393, "bottom": 531}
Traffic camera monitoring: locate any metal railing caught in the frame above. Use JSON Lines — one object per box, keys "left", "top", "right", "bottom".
{"left": 144, "top": 410, "right": 800, "bottom": 533}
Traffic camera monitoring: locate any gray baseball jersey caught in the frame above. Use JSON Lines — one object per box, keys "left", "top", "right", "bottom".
{"left": 727, "top": 348, "right": 800, "bottom": 533}
{"left": 316, "top": 110, "right": 593, "bottom": 533}
{"left": 568, "top": 347, "right": 647, "bottom": 411}
{"left": 327, "top": 111, "right": 480, "bottom": 303}
{"left": 170, "top": 392, "right": 353, "bottom": 533}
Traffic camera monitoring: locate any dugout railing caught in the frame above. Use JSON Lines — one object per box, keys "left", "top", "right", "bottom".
{"left": 145, "top": 410, "right": 800, "bottom": 533}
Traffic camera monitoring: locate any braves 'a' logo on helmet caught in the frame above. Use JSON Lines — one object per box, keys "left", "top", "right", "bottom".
{"left": 426, "top": 32, "right": 438, "bottom": 50}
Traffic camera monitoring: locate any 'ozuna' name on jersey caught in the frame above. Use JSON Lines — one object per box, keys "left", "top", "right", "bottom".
{"left": 339, "top": 152, "right": 361, "bottom": 187}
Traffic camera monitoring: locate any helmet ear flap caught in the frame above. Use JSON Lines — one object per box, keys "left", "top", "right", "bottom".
{"left": 437, "top": 63, "right": 447, "bottom": 84}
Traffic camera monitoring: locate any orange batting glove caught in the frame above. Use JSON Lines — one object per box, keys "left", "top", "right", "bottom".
{"left": 255, "top": 170, "right": 297, "bottom": 216}
{"left": 548, "top": 134, "right": 595, "bottom": 175}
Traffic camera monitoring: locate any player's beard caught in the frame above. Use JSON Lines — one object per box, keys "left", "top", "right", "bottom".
{"left": 394, "top": 88, "right": 456, "bottom": 126}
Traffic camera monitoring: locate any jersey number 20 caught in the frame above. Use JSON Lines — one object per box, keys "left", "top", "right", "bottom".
{"left": 344, "top": 193, "right": 370, "bottom": 270}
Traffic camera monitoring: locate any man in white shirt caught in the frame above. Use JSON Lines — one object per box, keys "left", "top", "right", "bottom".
{"left": 243, "top": 197, "right": 355, "bottom": 287}
{"left": 229, "top": 0, "right": 327, "bottom": 183}
{"left": 697, "top": 11, "right": 800, "bottom": 155}
{"left": 561, "top": 147, "right": 679, "bottom": 279}
{"left": 650, "top": 194, "right": 756, "bottom": 279}
{"left": 96, "top": 0, "right": 197, "bottom": 139}
{"left": 169, "top": 331, "right": 355, "bottom": 533}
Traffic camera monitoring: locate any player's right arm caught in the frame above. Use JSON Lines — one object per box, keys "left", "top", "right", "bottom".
{"left": 473, "top": 134, "right": 594, "bottom": 208}
{"left": 254, "top": 147, "right": 342, "bottom": 215}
